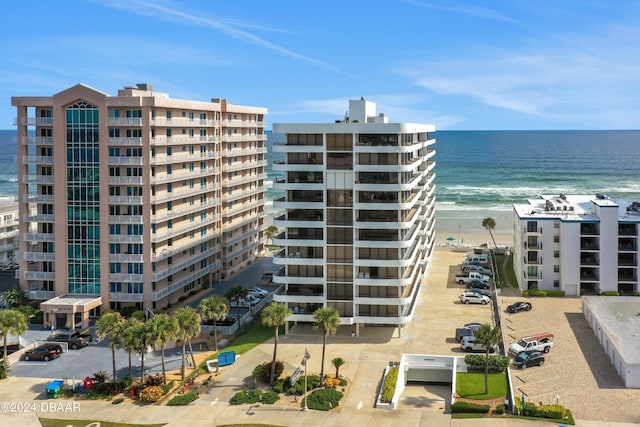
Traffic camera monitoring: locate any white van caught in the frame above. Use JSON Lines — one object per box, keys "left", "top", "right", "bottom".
{"left": 465, "top": 255, "right": 489, "bottom": 264}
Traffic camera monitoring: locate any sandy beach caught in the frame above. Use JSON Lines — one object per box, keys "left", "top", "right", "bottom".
{"left": 434, "top": 230, "right": 513, "bottom": 249}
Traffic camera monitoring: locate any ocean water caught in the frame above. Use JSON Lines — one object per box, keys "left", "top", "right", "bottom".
{"left": 2, "top": 129, "right": 639, "bottom": 238}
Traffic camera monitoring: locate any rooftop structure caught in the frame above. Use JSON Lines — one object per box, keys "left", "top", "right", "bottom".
{"left": 271, "top": 98, "right": 436, "bottom": 336}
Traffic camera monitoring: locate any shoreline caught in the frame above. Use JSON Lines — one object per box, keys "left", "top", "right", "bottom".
{"left": 434, "top": 230, "right": 512, "bottom": 249}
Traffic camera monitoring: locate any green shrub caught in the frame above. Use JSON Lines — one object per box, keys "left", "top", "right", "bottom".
{"left": 528, "top": 286, "right": 539, "bottom": 296}
{"left": 522, "top": 290, "right": 529, "bottom": 297}
{"left": 272, "top": 378, "right": 286, "bottom": 393}
{"left": 167, "top": 392, "right": 199, "bottom": 406}
{"left": 494, "top": 404, "right": 505, "bottom": 414}
{"left": 260, "top": 361, "right": 284, "bottom": 383}
{"left": 302, "top": 388, "right": 343, "bottom": 411}
{"left": 163, "top": 380, "right": 175, "bottom": 395}
{"left": 0, "top": 363, "right": 8, "bottom": 379}
{"left": 282, "top": 374, "right": 320, "bottom": 395}
{"left": 546, "top": 290, "right": 565, "bottom": 297}
{"left": 229, "top": 388, "right": 278, "bottom": 405}
{"left": 464, "top": 354, "right": 509, "bottom": 372}
{"left": 111, "top": 397, "right": 124, "bottom": 405}
{"left": 262, "top": 391, "right": 279, "bottom": 404}
{"left": 536, "top": 290, "right": 547, "bottom": 297}
{"left": 230, "top": 389, "right": 264, "bottom": 405}
{"left": 339, "top": 378, "right": 348, "bottom": 387}
{"left": 141, "top": 373, "right": 166, "bottom": 388}
{"left": 537, "top": 404, "right": 566, "bottom": 419}
{"left": 380, "top": 366, "right": 398, "bottom": 403}
{"left": 451, "top": 401, "right": 490, "bottom": 413}
{"left": 601, "top": 291, "right": 620, "bottom": 296}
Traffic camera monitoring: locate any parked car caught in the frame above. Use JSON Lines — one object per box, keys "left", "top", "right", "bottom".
{"left": 459, "top": 291, "right": 490, "bottom": 305}
{"left": 47, "top": 330, "right": 92, "bottom": 350}
{"left": 247, "top": 287, "right": 269, "bottom": 298}
{"left": 23, "top": 343, "right": 63, "bottom": 361}
{"left": 513, "top": 351, "right": 545, "bottom": 369}
{"left": 455, "top": 322, "right": 484, "bottom": 342}
{"left": 465, "top": 288, "right": 492, "bottom": 298}
{"left": 467, "top": 280, "right": 491, "bottom": 290}
{"left": 507, "top": 301, "right": 532, "bottom": 313}
{"left": 262, "top": 271, "right": 275, "bottom": 282}
{"left": 463, "top": 322, "right": 483, "bottom": 330}
{"left": 460, "top": 336, "right": 498, "bottom": 353}
{"left": 462, "top": 265, "right": 493, "bottom": 276}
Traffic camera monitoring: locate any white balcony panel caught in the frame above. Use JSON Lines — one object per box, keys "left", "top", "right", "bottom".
{"left": 354, "top": 296, "right": 410, "bottom": 305}
{"left": 272, "top": 275, "right": 324, "bottom": 286}
{"left": 354, "top": 239, "right": 411, "bottom": 249}
{"left": 271, "top": 182, "right": 324, "bottom": 191}
{"left": 108, "top": 156, "right": 143, "bottom": 165}
{"left": 22, "top": 136, "right": 53, "bottom": 145}
{"left": 272, "top": 219, "right": 323, "bottom": 229}
{"left": 272, "top": 163, "right": 324, "bottom": 172}
{"left": 24, "top": 271, "right": 55, "bottom": 280}
{"left": 108, "top": 254, "right": 144, "bottom": 262}
{"left": 272, "top": 237, "right": 324, "bottom": 247}
{"left": 109, "top": 293, "right": 144, "bottom": 302}
{"left": 353, "top": 258, "right": 412, "bottom": 268}
{"left": 272, "top": 256, "right": 324, "bottom": 266}
{"left": 27, "top": 290, "right": 55, "bottom": 300}
{"left": 108, "top": 137, "right": 143, "bottom": 146}
{"left": 109, "top": 273, "right": 144, "bottom": 282}
{"left": 273, "top": 294, "right": 325, "bottom": 304}
{"left": 272, "top": 201, "right": 324, "bottom": 210}
{"left": 23, "top": 252, "right": 55, "bottom": 262}
{"left": 108, "top": 235, "right": 144, "bottom": 243}
{"left": 108, "top": 215, "right": 144, "bottom": 224}
{"left": 24, "top": 233, "right": 55, "bottom": 242}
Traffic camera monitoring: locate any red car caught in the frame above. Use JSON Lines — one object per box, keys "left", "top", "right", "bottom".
{"left": 23, "top": 343, "right": 63, "bottom": 361}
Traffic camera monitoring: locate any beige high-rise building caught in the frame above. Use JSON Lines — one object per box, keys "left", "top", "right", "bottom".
{"left": 12, "top": 83, "right": 267, "bottom": 328}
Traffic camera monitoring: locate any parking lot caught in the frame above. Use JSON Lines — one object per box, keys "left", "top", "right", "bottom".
{"left": 413, "top": 249, "right": 640, "bottom": 423}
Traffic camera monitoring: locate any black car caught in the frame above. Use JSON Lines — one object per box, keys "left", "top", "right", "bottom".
{"left": 513, "top": 351, "right": 544, "bottom": 369}
{"left": 467, "top": 280, "right": 490, "bottom": 290}
{"left": 23, "top": 343, "right": 63, "bottom": 361}
{"left": 507, "top": 301, "right": 532, "bottom": 313}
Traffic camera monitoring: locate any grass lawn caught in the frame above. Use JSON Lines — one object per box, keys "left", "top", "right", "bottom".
{"left": 456, "top": 372, "right": 507, "bottom": 400}
{"left": 40, "top": 419, "right": 165, "bottom": 427}
{"left": 495, "top": 254, "right": 518, "bottom": 288}
{"left": 198, "top": 320, "right": 281, "bottom": 373}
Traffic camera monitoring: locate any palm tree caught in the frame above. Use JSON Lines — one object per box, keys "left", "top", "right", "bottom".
{"left": 482, "top": 217, "right": 498, "bottom": 252}
{"left": 473, "top": 324, "right": 502, "bottom": 394}
{"left": 265, "top": 225, "right": 279, "bottom": 246}
{"left": 313, "top": 306, "right": 340, "bottom": 381}
{"left": 95, "top": 311, "right": 124, "bottom": 382}
{"left": 147, "top": 313, "right": 178, "bottom": 380}
{"left": 0, "top": 309, "right": 28, "bottom": 371}
{"left": 224, "top": 285, "right": 248, "bottom": 326}
{"left": 199, "top": 295, "right": 228, "bottom": 353}
{"left": 120, "top": 317, "right": 142, "bottom": 380}
{"left": 331, "top": 357, "right": 345, "bottom": 379}
{"left": 3, "top": 288, "right": 28, "bottom": 308}
{"left": 174, "top": 307, "right": 201, "bottom": 380}
{"left": 261, "top": 302, "right": 292, "bottom": 385}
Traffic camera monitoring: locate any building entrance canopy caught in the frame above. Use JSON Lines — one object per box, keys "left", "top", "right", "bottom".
{"left": 40, "top": 295, "right": 102, "bottom": 330}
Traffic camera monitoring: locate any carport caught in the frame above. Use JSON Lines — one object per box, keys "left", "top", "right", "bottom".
{"left": 389, "top": 354, "right": 459, "bottom": 409}
{"left": 40, "top": 295, "right": 102, "bottom": 330}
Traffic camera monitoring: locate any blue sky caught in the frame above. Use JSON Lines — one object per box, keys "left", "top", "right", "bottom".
{"left": 2, "top": 0, "right": 640, "bottom": 130}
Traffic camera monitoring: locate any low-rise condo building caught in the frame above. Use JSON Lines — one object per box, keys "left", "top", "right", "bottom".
{"left": 0, "top": 200, "right": 19, "bottom": 269}
{"left": 514, "top": 193, "right": 640, "bottom": 296}
{"left": 12, "top": 83, "right": 267, "bottom": 328}
{"left": 272, "top": 98, "right": 436, "bottom": 336}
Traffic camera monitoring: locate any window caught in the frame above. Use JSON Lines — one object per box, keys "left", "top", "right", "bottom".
{"left": 554, "top": 265, "right": 560, "bottom": 273}
{"left": 554, "top": 250, "right": 560, "bottom": 258}
{"left": 554, "top": 235, "right": 560, "bottom": 243}
{"left": 553, "top": 280, "right": 560, "bottom": 288}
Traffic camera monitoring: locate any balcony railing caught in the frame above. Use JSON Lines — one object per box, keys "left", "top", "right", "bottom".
{"left": 22, "top": 136, "right": 53, "bottom": 145}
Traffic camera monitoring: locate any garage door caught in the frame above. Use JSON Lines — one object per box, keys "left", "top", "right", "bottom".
{"left": 565, "top": 283, "right": 578, "bottom": 296}
{"left": 406, "top": 367, "right": 452, "bottom": 383}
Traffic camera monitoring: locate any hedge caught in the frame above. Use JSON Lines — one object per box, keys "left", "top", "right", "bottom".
{"left": 451, "top": 401, "right": 490, "bottom": 413}
{"left": 514, "top": 397, "right": 567, "bottom": 419}
{"left": 522, "top": 289, "right": 565, "bottom": 297}
{"left": 167, "top": 392, "right": 199, "bottom": 406}
{"left": 230, "top": 388, "right": 279, "bottom": 405}
{"left": 380, "top": 366, "right": 398, "bottom": 403}
{"left": 464, "top": 354, "right": 509, "bottom": 372}
{"left": 601, "top": 291, "right": 620, "bottom": 296}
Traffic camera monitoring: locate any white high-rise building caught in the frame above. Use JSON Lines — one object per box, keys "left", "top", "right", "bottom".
{"left": 272, "top": 99, "right": 436, "bottom": 336}
{"left": 514, "top": 193, "right": 640, "bottom": 296}
{"left": 12, "top": 83, "right": 267, "bottom": 328}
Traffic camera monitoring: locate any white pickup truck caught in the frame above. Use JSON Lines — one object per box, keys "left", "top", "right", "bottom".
{"left": 455, "top": 271, "right": 491, "bottom": 284}
{"left": 509, "top": 332, "right": 554, "bottom": 355}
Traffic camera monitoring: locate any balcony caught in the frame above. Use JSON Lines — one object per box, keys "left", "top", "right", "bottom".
{"left": 108, "top": 215, "right": 143, "bottom": 224}
{"left": 22, "top": 175, "right": 54, "bottom": 184}
{"left": 108, "top": 176, "right": 144, "bottom": 185}
{"left": 23, "top": 252, "right": 55, "bottom": 262}
{"left": 109, "top": 196, "right": 143, "bottom": 205}
{"left": 23, "top": 271, "right": 55, "bottom": 280}
{"left": 108, "top": 156, "right": 143, "bottom": 165}
{"left": 108, "top": 118, "right": 142, "bottom": 126}
{"left": 24, "top": 232, "right": 55, "bottom": 242}
{"left": 109, "top": 292, "right": 144, "bottom": 302}
{"left": 618, "top": 238, "right": 637, "bottom": 251}
{"left": 523, "top": 255, "right": 542, "bottom": 265}
{"left": 18, "top": 117, "right": 53, "bottom": 126}
{"left": 109, "top": 253, "right": 144, "bottom": 262}
{"left": 580, "top": 237, "right": 599, "bottom": 251}
{"left": 23, "top": 155, "right": 53, "bottom": 164}
{"left": 109, "top": 273, "right": 144, "bottom": 282}
{"left": 108, "top": 137, "right": 143, "bottom": 146}
{"left": 27, "top": 290, "right": 55, "bottom": 300}
{"left": 580, "top": 224, "right": 599, "bottom": 236}
{"left": 580, "top": 254, "right": 599, "bottom": 266}
{"left": 108, "top": 235, "right": 144, "bottom": 244}
{"left": 22, "top": 136, "right": 53, "bottom": 145}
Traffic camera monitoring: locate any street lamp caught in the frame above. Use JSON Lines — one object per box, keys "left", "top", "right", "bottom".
{"left": 301, "top": 348, "right": 311, "bottom": 411}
